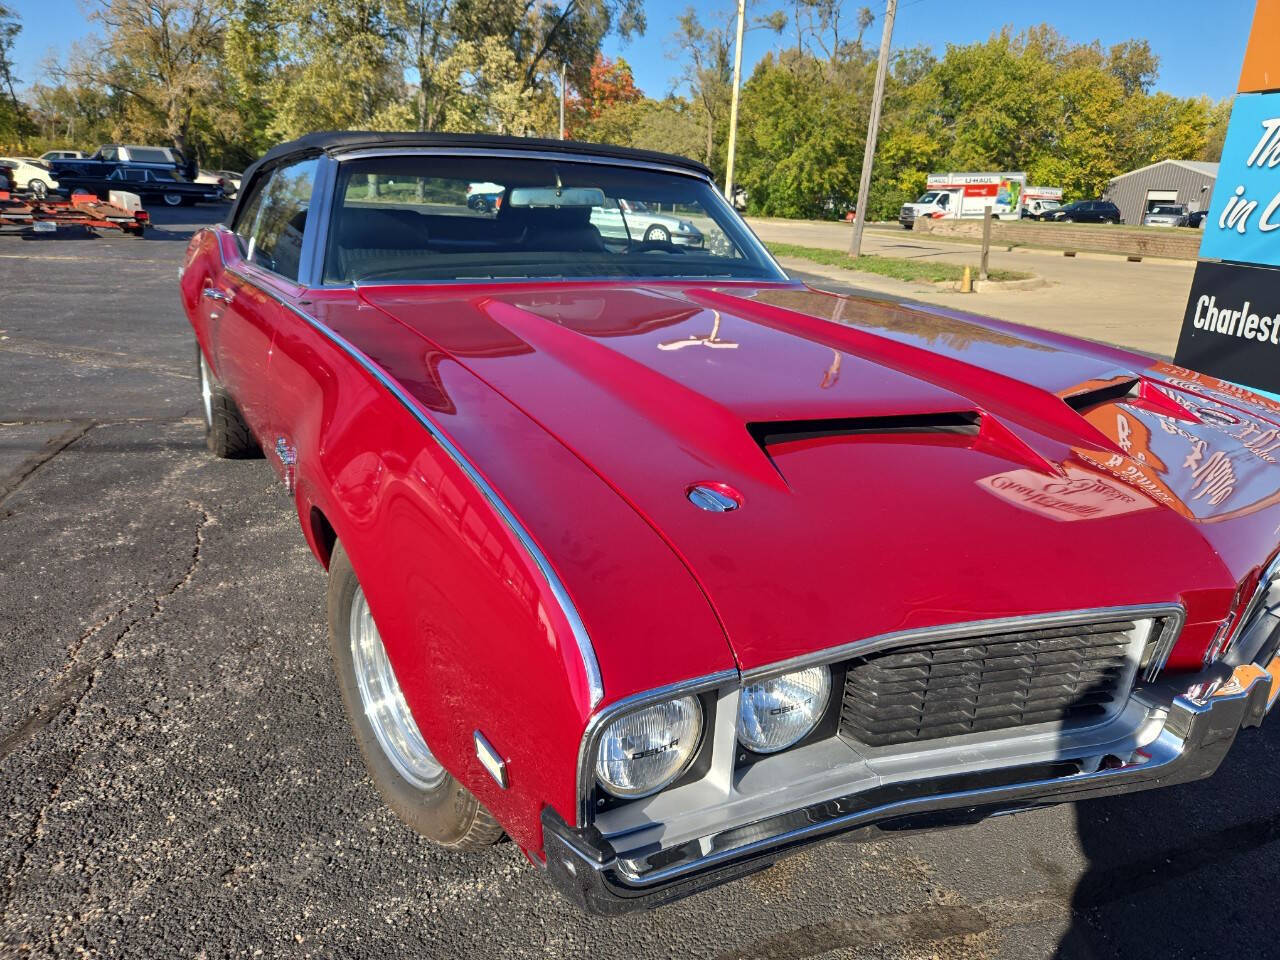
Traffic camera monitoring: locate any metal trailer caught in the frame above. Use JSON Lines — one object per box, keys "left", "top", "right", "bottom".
{"left": 0, "top": 191, "right": 149, "bottom": 236}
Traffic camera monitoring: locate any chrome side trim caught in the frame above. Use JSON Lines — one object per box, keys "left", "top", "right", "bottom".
{"left": 206, "top": 227, "right": 605, "bottom": 709}
{"left": 575, "top": 670, "right": 739, "bottom": 827}
{"left": 740, "top": 603, "right": 1186, "bottom": 684}
{"left": 1229, "top": 551, "right": 1280, "bottom": 650}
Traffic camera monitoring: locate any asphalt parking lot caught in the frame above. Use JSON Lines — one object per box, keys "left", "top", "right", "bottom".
{"left": 4, "top": 207, "right": 1280, "bottom": 960}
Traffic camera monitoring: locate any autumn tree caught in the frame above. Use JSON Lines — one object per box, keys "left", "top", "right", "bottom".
{"left": 56, "top": 0, "right": 224, "bottom": 155}
{"left": 566, "top": 54, "right": 641, "bottom": 134}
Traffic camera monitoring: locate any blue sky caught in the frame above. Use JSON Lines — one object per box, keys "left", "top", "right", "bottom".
{"left": 8, "top": 0, "right": 1258, "bottom": 102}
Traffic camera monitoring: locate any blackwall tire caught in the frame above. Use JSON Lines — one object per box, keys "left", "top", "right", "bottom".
{"left": 644, "top": 225, "right": 671, "bottom": 243}
{"left": 28, "top": 179, "right": 47, "bottom": 199}
{"left": 327, "top": 542, "right": 504, "bottom": 850}
{"left": 163, "top": 191, "right": 183, "bottom": 206}
{"left": 197, "top": 344, "right": 260, "bottom": 459}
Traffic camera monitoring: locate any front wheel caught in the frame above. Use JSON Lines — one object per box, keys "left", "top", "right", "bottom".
{"left": 163, "top": 191, "right": 183, "bottom": 207}
{"left": 327, "top": 543, "right": 505, "bottom": 850}
{"left": 1062, "top": 217, "right": 1074, "bottom": 223}
{"left": 644, "top": 224, "right": 671, "bottom": 243}
{"left": 28, "top": 179, "right": 47, "bottom": 199}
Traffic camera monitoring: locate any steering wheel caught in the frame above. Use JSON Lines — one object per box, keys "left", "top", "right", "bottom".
{"left": 628, "top": 238, "right": 686, "bottom": 255}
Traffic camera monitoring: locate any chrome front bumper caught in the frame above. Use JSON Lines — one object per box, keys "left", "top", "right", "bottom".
{"left": 543, "top": 652, "right": 1280, "bottom": 914}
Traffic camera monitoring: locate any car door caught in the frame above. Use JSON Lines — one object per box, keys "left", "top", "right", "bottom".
{"left": 214, "top": 158, "right": 319, "bottom": 472}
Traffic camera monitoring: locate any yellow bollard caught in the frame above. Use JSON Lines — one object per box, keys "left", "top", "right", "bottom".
{"left": 960, "top": 266, "right": 973, "bottom": 293}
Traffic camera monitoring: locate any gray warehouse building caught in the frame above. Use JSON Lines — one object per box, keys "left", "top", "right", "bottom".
{"left": 1103, "top": 159, "right": 1219, "bottom": 225}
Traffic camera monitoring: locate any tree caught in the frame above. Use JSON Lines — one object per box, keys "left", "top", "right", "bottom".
{"left": 1106, "top": 39, "right": 1159, "bottom": 96}
{"left": 0, "top": 3, "right": 35, "bottom": 145}
{"left": 68, "top": 0, "right": 225, "bottom": 155}
{"left": 569, "top": 54, "right": 642, "bottom": 128}
{"left": 669, "top": 1, "right": 783, "bottom": 170}
{"left": 577, "top": 96, "right": 703, "bottom": 158}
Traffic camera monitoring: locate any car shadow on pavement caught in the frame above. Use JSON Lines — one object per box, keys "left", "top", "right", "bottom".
{"left": 1055, "top": 718, "right": 1280, "bottom": 958}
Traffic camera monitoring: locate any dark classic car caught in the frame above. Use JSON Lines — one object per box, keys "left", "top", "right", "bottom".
{"left": 53, "top": 164, "right": 224, "bottom": 206}
{"left": 181, "top": 132, "right": 1280, "bottom": 914}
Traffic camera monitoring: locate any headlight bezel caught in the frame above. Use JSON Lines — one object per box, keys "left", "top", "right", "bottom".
{"left": 591, "top": 693, "right": 709, "bottom": 801}
{"left": 736, "top": 665, "right": 834, "bottom": 755}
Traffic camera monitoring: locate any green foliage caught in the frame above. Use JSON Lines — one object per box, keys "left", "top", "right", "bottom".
{"left": 11, "top": 3, "right": 1233, "bottom": 205}
{"left": 737, "top": 24, "right": 1227, "bottom": 220}
{"left": 0, "top": 4, "right": 37, "bottom": 146}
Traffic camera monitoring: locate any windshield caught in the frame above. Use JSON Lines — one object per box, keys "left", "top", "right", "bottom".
{"left": 1149, "top": 205, "right": 1184, "bottom": 216}
{"left": 325, "top": 155, "right": 784, "bottom": 284}
{"left": 916, "top": 192, "right": 941, "bottom": 204}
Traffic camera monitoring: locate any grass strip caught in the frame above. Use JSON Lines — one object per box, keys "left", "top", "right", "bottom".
{"left": 767, "top": 242, "right": 1033, "bottom": 283}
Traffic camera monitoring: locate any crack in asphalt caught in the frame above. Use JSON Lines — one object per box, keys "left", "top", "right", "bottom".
{"left": 0, "top": 500, "right": 212, "bottom": 924}
{"left": 0, "top": 420, "right": 94, "bottom": 507}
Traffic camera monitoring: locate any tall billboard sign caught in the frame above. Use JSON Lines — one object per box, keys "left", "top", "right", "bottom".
{"left": 1175, "top": 1, "right": 1280, "bottom": 396}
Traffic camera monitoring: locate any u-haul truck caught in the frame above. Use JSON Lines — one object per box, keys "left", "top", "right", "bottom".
{"left": 1021, "top": 185, "right": 1064, "bottom": 219}
{"left": 899, "top": 172, "right": 1028, "bottom": 229}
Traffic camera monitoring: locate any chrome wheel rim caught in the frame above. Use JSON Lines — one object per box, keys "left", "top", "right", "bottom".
{"left": 198, "top": 351, "right": 213, "bottom": 427}
{"left": 349, "top": 585, "right": 445, "bottom": 790}
{"left": 164, "top": 192, "right": 182, "bottom": 206}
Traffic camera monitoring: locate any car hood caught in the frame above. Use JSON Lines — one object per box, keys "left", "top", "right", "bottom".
{"left": 358, "top": 282, "right": 1280, "bottom": 672}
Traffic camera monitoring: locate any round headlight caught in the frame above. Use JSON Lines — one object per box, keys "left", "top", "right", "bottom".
{"left": 594, "top": 696, "right": 703, "bottom": 798}
{"left": 737, "top": 665, "right": 831, "bottom": 754}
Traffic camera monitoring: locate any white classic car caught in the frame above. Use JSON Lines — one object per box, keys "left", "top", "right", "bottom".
{"left": 0, "top": 157, "right": 59, "bottom": 198}
{"left": 590, "top": 197, "right": 705, "bottom": 246}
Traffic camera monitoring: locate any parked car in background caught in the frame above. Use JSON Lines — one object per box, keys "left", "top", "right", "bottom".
{"left": 0, "top": 157, "right": 58, "bottom": 198}
{"left": 1022, "top": 198, "right": 1062, "bottom": 220}
{"left": 1043, "top": 200, "right": 1122, "bottom": 224}
{"left": 1185, "top": 209, "right": 1209, "bottom": 229}
{"left": 196, "top": 169, "right": 239, "bottom": 199}
{"left": 39, "top": 150, "right": 86, "bottom": 163}
{"left": 183, "top": 130, "right": 1280, "bottom": 915}
{"left": 49, "top": 144, "right": 187, "bottom": 184}
{"left": 466, "top": 181, "right": 504, "bottom": 211}
{"left": 1143, "top": 204, "right": 1188, "bottom": 228}
{"left": 56, "top": 164, "right": 223, "bottom": 205}
{"left": 590, "top": 196, "right": 705, "bottom": 246}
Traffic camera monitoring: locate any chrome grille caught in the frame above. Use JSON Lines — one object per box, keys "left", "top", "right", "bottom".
{"left": 839, "top": 621, "right": 1139, "bottom": 748}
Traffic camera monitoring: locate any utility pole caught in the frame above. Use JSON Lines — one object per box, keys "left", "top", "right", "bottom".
{"left": 559, "top": 62, "right": 567, "bottom": 140}
{"left": 723, "top": 0, "right": 747, "bottom": 203}
{"left": 848, "top": 0, "right": 898, "bottom": 258}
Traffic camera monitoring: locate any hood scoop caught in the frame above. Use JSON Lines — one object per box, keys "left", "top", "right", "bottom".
{"left": 1061, "top": 378, "right": 1141, "bottom": 412}
{"left": 751, "top": 409, "right": 1064, "bottom": 481}
{"left": 748, "top": 412, "right": 980, "bottom": 450}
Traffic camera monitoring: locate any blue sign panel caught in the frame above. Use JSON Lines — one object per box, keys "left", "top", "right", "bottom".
{"left": 1199, "top": 91, "right": 1280, "bottom": 268}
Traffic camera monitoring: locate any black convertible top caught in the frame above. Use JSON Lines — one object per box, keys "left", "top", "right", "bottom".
{"left": 228, "top": 131, "right": 713, "bottom": 224}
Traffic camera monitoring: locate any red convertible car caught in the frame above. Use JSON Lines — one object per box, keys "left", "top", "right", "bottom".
{"left": 181, "top": 132, "right": 1280, "bottom": 913}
